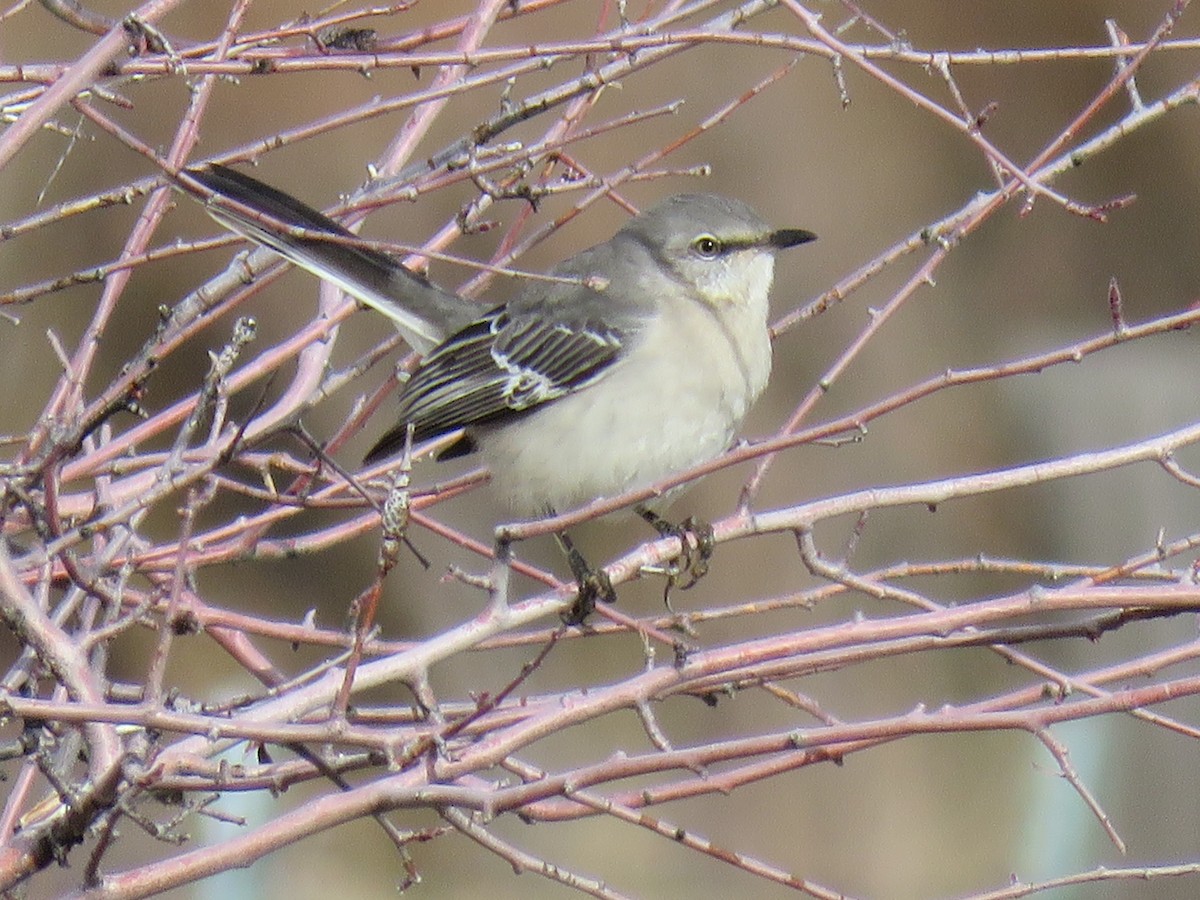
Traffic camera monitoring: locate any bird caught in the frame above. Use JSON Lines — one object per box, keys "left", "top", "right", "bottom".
{"left": 181, "top": 164, "right": 816, "bottom": 620}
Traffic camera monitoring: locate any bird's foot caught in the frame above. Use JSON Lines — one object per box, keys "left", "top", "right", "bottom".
{"left": 636, "top": 508, "right": 715, "bottom": 605}
{"left": 555, "top": 531, "right": 617, "bottom": 625}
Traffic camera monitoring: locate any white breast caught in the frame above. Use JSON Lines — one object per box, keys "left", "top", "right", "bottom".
{"left": 481, "top": 252, "right": 775, "bottom": 517}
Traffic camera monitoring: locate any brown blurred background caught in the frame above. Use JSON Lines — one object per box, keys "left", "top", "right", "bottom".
{"left": 3, "top": 1, "right": 1200, "bottom": 897}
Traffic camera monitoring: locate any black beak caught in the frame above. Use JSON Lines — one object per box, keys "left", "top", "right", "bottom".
{"left": 769, "top": 228, "right": 818, "bottom": 250}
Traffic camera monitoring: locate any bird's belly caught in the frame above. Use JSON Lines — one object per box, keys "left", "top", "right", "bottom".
{"left": 480, "top": 328, "right": 767, "bottom": 517}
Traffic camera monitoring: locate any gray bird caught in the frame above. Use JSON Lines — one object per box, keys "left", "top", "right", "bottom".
{"left": 183, "top": 165, "right": 816, "bottom": 619}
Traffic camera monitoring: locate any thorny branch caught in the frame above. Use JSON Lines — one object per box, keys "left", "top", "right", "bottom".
{"left": 1, "top": 0, "right": 1200, "bottom": 897}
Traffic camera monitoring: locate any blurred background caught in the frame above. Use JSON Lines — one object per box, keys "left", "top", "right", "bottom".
{"left": 3, "top": 1, "right": 1200, "bottom": 897}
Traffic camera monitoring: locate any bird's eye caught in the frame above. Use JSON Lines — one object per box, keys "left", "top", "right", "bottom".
{"left": 692, "top": 235, "right": 722, "bottom": 258}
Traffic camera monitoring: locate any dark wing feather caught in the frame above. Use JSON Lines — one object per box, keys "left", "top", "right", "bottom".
{"left": 363, "top": 304, "right": 627, "bottom": 463}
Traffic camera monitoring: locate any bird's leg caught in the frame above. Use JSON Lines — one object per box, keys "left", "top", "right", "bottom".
{"left": 636, "top": 506, "right": 715, "bottom": 602}
{"left": 553, "top": 529, "right": 616, "bottom": 625}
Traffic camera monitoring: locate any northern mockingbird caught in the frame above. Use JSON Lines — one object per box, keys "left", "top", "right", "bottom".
{"left": 182, "top": 164, "right": 816, "bottom": 619}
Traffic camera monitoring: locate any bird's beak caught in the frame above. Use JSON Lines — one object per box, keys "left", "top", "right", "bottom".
{"left": 768, "top": 228, "right": 818, "bottom": 250}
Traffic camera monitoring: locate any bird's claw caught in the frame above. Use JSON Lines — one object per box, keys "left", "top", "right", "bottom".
{"left": 561, "top": 567, "right": 616, "bottom": 625}
{"left": 636, "top": 508, "right": 715, "bottom": 607}
{"left": 556, "top": 531, "right": 617, "bottom": 625}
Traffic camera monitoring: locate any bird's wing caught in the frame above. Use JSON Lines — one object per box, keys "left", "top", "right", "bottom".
{"left": 363, "top": 301, "right": 630, "bottom": 463}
